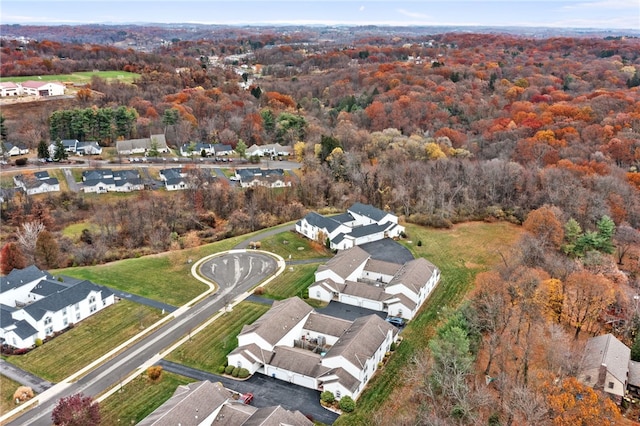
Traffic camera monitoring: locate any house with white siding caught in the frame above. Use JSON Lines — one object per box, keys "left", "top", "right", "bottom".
{"left": 19, "top": 81, "right": 65, "bottom": 97}
{"left": 0, "top": 266, "right": 115, "bottom": 349}
{"left": 310, "top": 243, "right": 440, "bottom": 321}
{"left": 13, "top": 172, "right": 60, "bottom": 195}
{"left": 227, "top": 297, "right": 397, "bottom": 401}
{"left": 116, "top": 134, "right": 169, "bottom": 155}
{"left": 296, "top": 203, "right": 405, "bottom": 250}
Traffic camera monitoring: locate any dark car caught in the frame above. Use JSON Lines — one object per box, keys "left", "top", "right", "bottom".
{"left": 385, "top": 317, "right": 406, "bottom": 327}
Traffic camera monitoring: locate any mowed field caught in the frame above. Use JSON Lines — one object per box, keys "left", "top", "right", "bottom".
{"left": 0, "top": 71, "right": 139, "bottom": 84}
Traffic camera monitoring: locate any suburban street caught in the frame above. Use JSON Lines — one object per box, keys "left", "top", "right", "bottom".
{"left": 4, "top": 251, "right": 281, "bottom": 426}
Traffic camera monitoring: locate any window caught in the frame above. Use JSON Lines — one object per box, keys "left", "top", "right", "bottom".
{"left": 89, "top": 296, "right": 96, "bottom": 303}
{"left": 76, "top": 313, "right": 80, "bottom": 321}
{"left": 45, "top": 326, "right": 53, "bottom": 335}
{"left": 316, "top": 291, "right": 321, "bottom": 298}
{"left": 608, "top": 382, "right": 615, "bottom": 389}
{"left": 75, "top": 303, "right": 80, "bottom": 310}
{"left": 63, "top": 318, "right": 68, "bottom": 327}
{"left": 90, "top": 305, "right": 97, "bottom": 313}
{"left": 44, "top": 316, "right": 52, "bottom": 325}
{"left": 336, "top": 390, "right": 341, "bottom": 399}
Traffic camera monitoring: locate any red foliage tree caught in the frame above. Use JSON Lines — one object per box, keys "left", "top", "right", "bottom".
{"left": 0, "top": 243, "right": 27, "bottom": 275}
{"left": 51, "top": 393, "right": 100, "bottom": 426}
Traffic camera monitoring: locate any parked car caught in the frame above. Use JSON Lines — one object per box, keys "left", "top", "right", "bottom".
{"left": 239, "top": 393, "right": 253, "bottom": 404}
{"left": 385, "top": 316, "right": 406, "bottom": 327}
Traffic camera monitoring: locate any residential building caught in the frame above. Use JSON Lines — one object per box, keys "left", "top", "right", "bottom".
{"left": 227, "top": 297, "right": 397, "bottom": 401}
{"left": 296, "top": 202, "right": 405, "bottom": 250}
{"left": 234, "top": 168, "right": 290, "bottom": 188}
{"left": 116, "top": 134, "right": 169, "bottom": 155}
{"left": 310, "top": 242, "right": 440, "bottom": 320}
{"left": 76, "top": 141, "right": 103, "bottom": 156}
{"left": 159, "top": 167, "right": 190, "bottom": 191}
{"left": 82, "top": 169, "right": 143, "bottom": 193}
{"left": 180, "top": 142, "right": 214, "bottom": 157}
{"left": 13, "top": 172, "right": 60, "bottom": 195}
{"left": 0, "top": 266, "right": 115, "bottom": 349}
{"left": 246, "top": 143, "right": 292, "bottom": 158}
{"left": 1, "top": 142, "right": 29, "bottom": 157}
{"left": 578, "top": 333, "right": 634, "bottom": 402}
{"left": 212, "top": 143, "right": 234, "bottom": 156}
{"left": 0, "top": 82, "right": 20, "bottom": 97}
{"left": 139, "top": 380, "right": 313, "bottom": 426}
{"left": 19, "top": 81, "right": 65, "bottom": 97}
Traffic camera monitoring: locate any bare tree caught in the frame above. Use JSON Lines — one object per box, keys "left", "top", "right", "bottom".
{"left": 16, "top": 220, "right": 45, "bottom": 264}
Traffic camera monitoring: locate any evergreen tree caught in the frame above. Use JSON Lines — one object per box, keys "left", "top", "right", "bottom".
{"left": 53, "top": 140, "right": 68, "bottom": 162}
{"left": 37, "top": 140, "right": 50, "bottom": 159}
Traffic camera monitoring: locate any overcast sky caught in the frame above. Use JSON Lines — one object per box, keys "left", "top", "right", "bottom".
{"left": 2, "top": 0, "right": 639, "bottom": 30}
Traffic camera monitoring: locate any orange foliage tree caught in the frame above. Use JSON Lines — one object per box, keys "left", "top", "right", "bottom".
{"left": 544, "top": 377, "right": 620, "bottom": 426}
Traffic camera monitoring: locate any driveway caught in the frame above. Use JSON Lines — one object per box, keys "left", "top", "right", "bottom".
{"left": 109, "top": 290, "right": 178, "bottom": 313}
{"left": 62, "top": 168, "right": 80, "bottom": 192}
{"left": 158, "top": 360, "right": 339, "bottom": 425}
{"left": 0, "top": 359, "right": 53, "bottom": 394}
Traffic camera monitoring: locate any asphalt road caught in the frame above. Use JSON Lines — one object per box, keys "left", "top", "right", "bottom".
{"left": 5, "top": 251, "right": 279, "bottom": 426}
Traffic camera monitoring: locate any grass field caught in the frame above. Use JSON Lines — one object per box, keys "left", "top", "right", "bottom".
{"left": 0, "top": 71, "right": 140, "bottom": 84}
{"left": 166, "top": 301, "right": 270, "bottom": 372}
{"left": 334, "top": 221, "right": 523, "bottom": 425}
{"left": 5, "top": 301, "right": 163, "bottom": 383}
{"left": 99, "top": 371, "right": 194, "bottom": 425}
{"left": 258, "top": 230, "right": 332, "bottom": 260}
{"left": 260, "top": 262, "right": 320, "bottom": 300}
{"left": 0, "top": 375, "right": 27, "bottom": 416}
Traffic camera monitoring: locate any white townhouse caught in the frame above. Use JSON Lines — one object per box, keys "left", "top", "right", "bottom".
{"left": 13, "top": 172, "right": 60, "bottom": 195}
{"left": 1, "top": 142, "right": 29, "bottom": 157}
{"left": 310, "top": 244, "right": 440, "bottom": 321}
{"left": 234, "top": 168, "right": 291, "bottom": 188}
{"left": 246, "top": 143, "right": 292, "bottom": 158}
{"left": 116, "top": 134, "right": 169, "bottom": 156}
{"left": 180, "top": 142, "right": 215, "bottom": 157}
{"left": 159, "top": 167, "right": 190, "bottom": 191}
{"left": 0, "top": 266, "right": 115, "bottom": 349}
{"left": 296, "top": 203, "right": 405, "bottom": 250}
{"left": 227, "top": 297, "right": 397, "bottom": 401}
{"left": 82, "top": 169, "right": 143, "bottom": 193}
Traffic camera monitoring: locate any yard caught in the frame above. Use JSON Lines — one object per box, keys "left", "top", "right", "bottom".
{"left": 5, "top": 300, "right": 163, "bottom": 383}
{"left": 99, "top": 371, "right": 194, "bottom": 425}
{"left": 257, "top": 230, "right": 332, "bottom": 260}
{"left": 0, "top": 71, "right": 140, "bottom": 84}
{"left": 259, "top": 262, "right": 320, "bottom": 301}
{"left": 165, "top": 301, "right": 270, "bottom": 372}
{"left": 0, "top": 375, "right": 27, "bottom": 416}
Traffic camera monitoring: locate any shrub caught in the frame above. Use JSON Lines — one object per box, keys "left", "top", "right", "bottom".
{"left": 237, "top": 368, "right": 250, "bottom": 378}
{"left": 231, "top": 367, "right": 239, "bottom": 377}
{"left": 13, "top": 386, "right": 34, "bottom": 402}
{"left": 390, "top": 342, "right": 396, "bottom": 351}
{"left": 417, "top": 240, "right": 422, "bottom": 247}
{"left": 225, "top": 365, "right": 235, "bottom": 375}
{"left": 339, "top": 395, "right": 355, "bottom": 412}
{"left": 218, "top": 365, "right": 226, "bottom": 374}
{"left": 254, "top": 287, "right": 265, "bottom": 296}
{"left": 14, "top": 158, "right": 27, "bottom": 166}
{"left": 320, "top": 391, "right": 335, "bottom": 404}
{"left": 35, "top": 338, "right": 43, "bottom": 347}
{"left": 147, "top": 365, "right": 163, "bottom": 381}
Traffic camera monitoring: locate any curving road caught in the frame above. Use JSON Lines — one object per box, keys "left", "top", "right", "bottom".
{"left": 4, "top": 251, "right": 280, "bottom": 426}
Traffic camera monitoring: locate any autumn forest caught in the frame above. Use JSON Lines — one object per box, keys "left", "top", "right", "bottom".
{"left": 1, "top": 25, "right": 640, "bottom": 424}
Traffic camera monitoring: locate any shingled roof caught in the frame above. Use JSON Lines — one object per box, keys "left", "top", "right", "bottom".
{"left": 0, "top": 265, "right": 48, "bottom": 294}
{"left": 581, "top": 333, "right": 630, "bottom": 386}
{"left": 23, "top": 280, "right": 113, "bottom": 321}
{"left": 388, "top": 257, "right": 438, "bottom": 293}
{"left": 316, "top": 246, "right": 370, "bottom": 281}
{"left": 348, "top": 202, "right": 390, "bottom": 222}
{"left": 239, "top": 297, "right": 313, "bottom": 346}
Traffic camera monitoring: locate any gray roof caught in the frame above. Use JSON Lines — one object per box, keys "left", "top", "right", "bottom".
{"left": 582, "top": 333, "right": 630, "bottom": 385}
{"left": 302, "top": 312, "right": 351, "bottom": 337}
{"left": 269, "top": 346, "right": 330, "bottom": 377}
{"left": 83, "top": 178, "right": 115, "bottom": 187}
{"left": 34, "top": 171, "right": 50, "bottom": 180}
{"left": 29, "top": 279, "right": 67, "bottom": 297}
{"left": 82, "top": 169, "right": 113, "bottom": 181}
{"left": 331, "top": 212, "right": 355, "bottom": 224}
{"left": 239, "top": 297, "right": 313, "bottom": 346}
{"left": 139, "top": 380, "right": 231, "bottom": 426}
{"left": 389, "top": 257, "right": 438, "bottom": 293}
{"left": 629, "top": 360, "right": 640, "bottom": 388}
{"left": 364, "top": 258, "right": 403, "bottom": 276}
{"left": 325, "top": 314, "right": 395, "bottom": 369}
{"left": 241, "top": 405, "right": 313, "bottom": 426}
{"left": 117, "top": 134, "right": 168, "bottom": 152}
{"left": 23, "top": 280, "right": 113, "bottom": 321}
{"left": 341, "top": 280, "right": 388, "bottom": 301}
{"left": 301, "top": 212, "right": 343, "bottom": 234}
{"left": 213, "top": 143, "right": 234, "bottom": 152}
{"left": 0, "top": 265, "right": 48, "bottom": 294}
{"left": 359, "top": 239, "right": 414, "bottom": 264}
{"left": 160, "top": 168, "right": 183, "bottom": 180}
{"left": 316, "top": 246, "right": 370, "bottom": 280}
{"left": 319, "top": 367, "right": 361, "bottom": 393}
{"left": 348, "top": 202, "right": 390, "bottom": 222}
{"left": 113, "top": 169, "right": 140, "bottom": 180}
{"left": 0, "top": 305, "right": 38, "bottom": 340}
{"left": 347, "top": 222, "right": 389, "bottom": 239}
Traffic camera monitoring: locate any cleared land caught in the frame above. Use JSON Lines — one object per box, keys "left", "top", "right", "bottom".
{"left": 260, "top": 262, "right": 320, "bottom": 301}
{"left": 257, "top": 230, "right": 331, "bottom": 260}
{"left": 5, "top": 301, "right": 163, "bottom": 383}
{"left": 99, "top": 371, "right": 194, "bottom": 425}
{"left": 0, "top": 71, "right": 140, "bottom": 84}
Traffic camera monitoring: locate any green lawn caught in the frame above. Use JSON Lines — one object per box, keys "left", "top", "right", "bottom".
{"left": 99, "top": 371, "right": 194, "bottom": 425}
{"left": 0, "top": 71, "right": 140, "bottom": 84}
{"left": 5, "top": 301, "right": 163, "bottom": 383}
{"left": 260, "top": 262, "right": 320, "bottom": 300}
{"left": 166, "top": 301, "right": 270, "bottom": 372}
{"left": 0, "top": 375, "right": 27, "bottom": 416}
{"left": 61, "top": 221, "right": 100, "bottom": 240}
{"left": 258, "top": 230, "right": 332, "bottom": 260}
{"left": 335, "top": 221, "right": 523, "bottom": 425}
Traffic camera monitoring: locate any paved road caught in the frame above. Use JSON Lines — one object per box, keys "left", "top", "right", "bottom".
{"left": 233, "top": 224, "right": 295, "bottom": 249}
{"left": 159, "top": 360, "right": 339, "bottom": 425}
{"left": 109, "top": 290, "right": 178, "bottom": 313}
{"left": 0, "top": 360, "right": 53, "bottom": 394}
{"left": 5, "top": 251, "right": 280, "bottom": 426}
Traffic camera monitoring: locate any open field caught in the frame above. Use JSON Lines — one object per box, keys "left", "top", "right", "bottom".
{"left": 335, "top": 221, "right": 523, "bottom": 425}
{"left": 165, "top": 301, "right": 270, "bottom": 372}
{"left": 260, "top": 262, "right": 320, "bottom": 300}
{"left": 0, "top": 71, "right": 140, "bottom": 84}
{"left": 99, "top": 371, "right": 194, "bottom": 425}
{"left": 5, "top": 301, "right": 163, "bottom": 383}
{"left": 0, "top": 375, "right": 27, "bottom": 416}
{"left": 258, "top": 230, "right": 331, "bottom": 260}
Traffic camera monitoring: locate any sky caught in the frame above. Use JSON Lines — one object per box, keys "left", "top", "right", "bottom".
{"left": 1, "top": 0, "right": 639, "bottom": 30}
